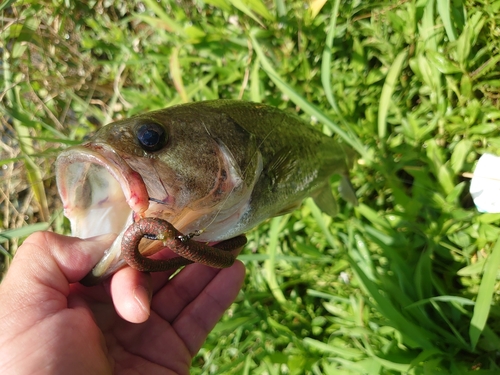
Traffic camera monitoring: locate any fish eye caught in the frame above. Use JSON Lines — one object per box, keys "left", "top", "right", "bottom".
{"left": 136, "top": 122, "right": 167, "bottom": 152}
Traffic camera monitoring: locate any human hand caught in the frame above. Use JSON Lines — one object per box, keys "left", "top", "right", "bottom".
{"left": 0, "top": 231, "right": 245, "bottom": 375}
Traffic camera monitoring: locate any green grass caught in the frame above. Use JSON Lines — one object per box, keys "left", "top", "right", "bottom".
{"left": 2, "top": 0, "right": 500, "bottom": 373}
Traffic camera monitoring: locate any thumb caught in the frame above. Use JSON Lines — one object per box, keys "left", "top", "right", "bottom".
{"left": 4, "top": 231, "right": 116, "bottom": 292}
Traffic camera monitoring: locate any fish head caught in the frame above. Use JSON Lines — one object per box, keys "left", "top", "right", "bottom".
{"left": 56, "top": 109, "right": 257, "bottom": 284}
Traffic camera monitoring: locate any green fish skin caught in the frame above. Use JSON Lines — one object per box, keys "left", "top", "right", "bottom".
{"left": 56, "top": 100, "right": 357, "bottom": 281}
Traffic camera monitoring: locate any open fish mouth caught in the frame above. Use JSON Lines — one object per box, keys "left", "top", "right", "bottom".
{"left": 56, "top": 143, "right": 156, "bottom": 284}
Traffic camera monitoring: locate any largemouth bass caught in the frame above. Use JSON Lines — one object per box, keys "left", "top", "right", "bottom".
{"left": 56, "top": 100, "right": 357, "bottom": 284}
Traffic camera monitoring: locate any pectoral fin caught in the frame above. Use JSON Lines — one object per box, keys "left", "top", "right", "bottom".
{"left": 275, "top": 201, "right": 302, "bottom": 216}
{"left": 267, "top": 147, "right": 297, "bottom": 186}
{"left": 313, "top": 186, "right": 339, "bottom": 217}
{"left": 313, "top": 176, "right": 358, "bottom": 217}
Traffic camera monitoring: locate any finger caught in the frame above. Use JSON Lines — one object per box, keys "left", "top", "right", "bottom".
{"left": 148, "top": 247, "right": 195, "bottom": 293}
{"left": 171, "top": 260, "right": 245, "bottom": 356}
{"left": 151, "top": 259, "right": 245, "bottom": 324}
{"left": 150, "top": 245, "right": 244, "bottom": 295}
{"left": 3, "top": 232, "right": 116, "bottom": 294}
{"left": 122, "top": 244, "right": 243, "bottom": 325}
{"left": 107, "top": 245, "right": 192, "bottom": 324}
{"left": 151, "top": 263, "right": 218, "bottom": 322}
{"left": 150, "top": 247, "right": 244, "bottom": 321}
{"left": 109, "top": 266, "right": 152, "bottom": 324}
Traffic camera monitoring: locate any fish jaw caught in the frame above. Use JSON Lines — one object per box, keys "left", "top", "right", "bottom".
{"left": 56, "top": 143, "right": 152, "bottom": 283}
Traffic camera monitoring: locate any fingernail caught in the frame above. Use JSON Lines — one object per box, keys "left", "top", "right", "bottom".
{"left": 133, "top": 285, "right": 151, "bottom": 318}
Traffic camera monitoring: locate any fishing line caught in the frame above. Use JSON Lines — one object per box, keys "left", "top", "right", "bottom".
{"left": 149, "top": 197, "right": 165, "bottom": 204}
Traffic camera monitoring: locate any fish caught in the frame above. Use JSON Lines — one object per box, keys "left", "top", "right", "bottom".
{"left": 56, "top": 100, "right": 358, "bottom": 284}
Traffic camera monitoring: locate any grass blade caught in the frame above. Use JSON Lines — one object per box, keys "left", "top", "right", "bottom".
{"left": 250, "top": 57, "right": 262, "bottom": 102}
{"left": 469, "top": 238, "right": 500, "bottom": 350}
{"left": 227, "top": 0, "right": 266, "bottom": 26}
{"left": 304, "top": 337, "right": 364, "bottom": 359}
{"left": 263, "top": 216, "right": 287, "bottom": 304}
{"left": 170, "top": 47, "right": 189, "bottom": 103}
{"left": 378, "top": 49, "right": 408, "bottom": 140}
{"left": 319, "top": 0, "right": 362, "bottom": 149}
{"left": 0, "top": 223, "right": 51, "bottom": 242}
{"left": 437, "top": 0, "right": 457, "bottom": 42}
{"left": 349, "top": 259, "right": 437, "bottom": 350}
{"left": 321, "top": 0, "right": 341, "bottom": 112}
{"left": 274, "top": 0, "right": 286, "bottom": 17}
{"left": 309, "top": 0, "right": 328, "bottom": 19}
{"left": 306, "top": 198, "right": 336, "bottom": 249}
{"left": 139, "top": 0, "right": 185, "bottom": 34}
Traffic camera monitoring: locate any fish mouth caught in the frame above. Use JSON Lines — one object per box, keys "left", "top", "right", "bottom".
{"left": 56, "top": 143, "right": 153, "bottom": 285}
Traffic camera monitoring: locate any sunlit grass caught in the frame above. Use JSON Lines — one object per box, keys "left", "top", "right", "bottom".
{"left": 2, "top": 0, "right": 500, "bottom": 373}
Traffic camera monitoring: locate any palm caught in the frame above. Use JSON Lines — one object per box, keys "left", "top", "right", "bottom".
{"left": 0, "top": 232, "right": 244, "bottom": 375}
{"left": 71, "top": 262, "right": 242, "bottom": 374}
{"left": 101, "top": 312, "right": 189, "bottom": 374}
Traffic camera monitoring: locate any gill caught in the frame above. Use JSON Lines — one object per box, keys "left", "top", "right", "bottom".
{"left": 175, "top": 115, "right": 284, "bottom": 242}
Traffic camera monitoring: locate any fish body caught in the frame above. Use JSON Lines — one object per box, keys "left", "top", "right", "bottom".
{"left": 56, "top": 100, "right": 357, "bottom": 282}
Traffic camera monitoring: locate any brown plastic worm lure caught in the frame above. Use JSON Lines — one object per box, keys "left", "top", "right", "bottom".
{"left": 121, "top": 217, "right": 246, "bottom": 272}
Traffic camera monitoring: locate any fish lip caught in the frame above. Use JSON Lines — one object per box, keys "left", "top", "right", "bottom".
{"left": 56, "top": 142, "right": 152, "bottom": 285}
